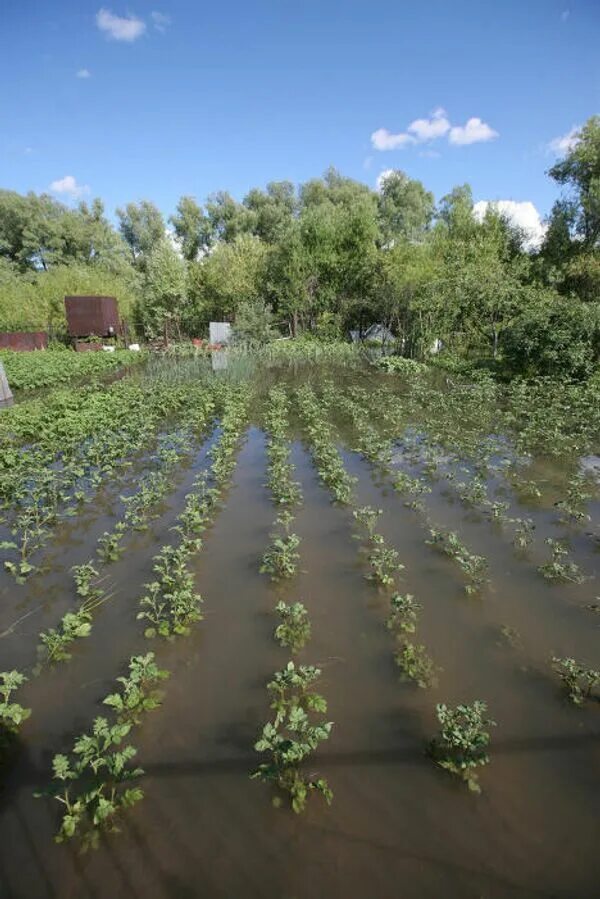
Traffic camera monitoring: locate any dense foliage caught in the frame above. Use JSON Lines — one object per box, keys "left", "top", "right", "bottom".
{"left": 1, "top": 116, "right": 599, "bottom": 376}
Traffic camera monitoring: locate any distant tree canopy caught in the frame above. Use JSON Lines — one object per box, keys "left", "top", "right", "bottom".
{"left": 0, "top": 115, "right": 599, "bottom": 376}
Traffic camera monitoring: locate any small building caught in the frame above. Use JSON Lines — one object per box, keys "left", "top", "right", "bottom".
{"left": 209, "top": 322, "right": 232, "bottom": 346}
{"left": 64, "top": 296, "right": 121, "bottom": 342}
{"left": 350, "top": 323, "right": 394, "bottom": 344}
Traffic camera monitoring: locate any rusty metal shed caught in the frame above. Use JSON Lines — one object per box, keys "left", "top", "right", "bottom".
{"left": 0, "top": 331, "right": 48, "bottom": 351}
{"left": 64, "top": 296, "right": 120, "bottom": 339}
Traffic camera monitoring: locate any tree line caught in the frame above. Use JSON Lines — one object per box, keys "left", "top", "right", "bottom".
{"left": 1, "top": 115, "right": 599, "bottom": 377}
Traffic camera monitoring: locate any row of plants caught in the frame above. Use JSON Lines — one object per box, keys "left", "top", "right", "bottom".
{"left": 33, "top": 410, "right": 217, "bottom": 671}
{"left": 254, "top": 386, "right": 333, "bottom": 813}
{"left": 37, "top": 385, "right": 250, "bottom": 848}
{"left": 1, "top": 379, "right": 215, "bottom": 582}
{"left": 295, "top": 384, "right": 501, "bottom": 793}
{"left": 337, "top": 381, "right": 593, "bottom": 589}
{"left": 0, "top": 348, "right": 145, "bottom": 391}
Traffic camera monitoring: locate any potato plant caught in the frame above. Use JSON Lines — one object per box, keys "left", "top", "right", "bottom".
{"left": 426, "top": 528, "right": 488, "bottom": 595}
{"left": 395, "top": 641, "right": 438, "bottom": 689}
{"left": 41, "top": 718, "right": 144, "bottom": 850}
{"left": 538, "top": 539, "right": 584, "bottom": 584}
{"left": 387, "top": 593, "right": 421, "bottom": 635}
{"left": 0, "top": 670, "right": 31, "bottom": 737}
{"left": 429, "top": 700, "right": 496, "bottom": 793}
{"left": 252, "top": 662, "right": 333, "bottom": 813}
{"left": 103, "top": 653, "right": 169, "bottom": 725}
{"left": 552, "top": 657, "right": 599, "bottom": 705}
{"left": 274, "top": 601, "right": 311, "bottom": 654}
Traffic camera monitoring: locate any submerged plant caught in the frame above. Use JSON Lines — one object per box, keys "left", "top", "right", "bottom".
{"left": 538, "top": 538, "right": 584, "bottom": 584}
{"left": 352, "top": 505, "right": 382, "bottom": 540}
{"left": 429, "top": 700, "right": 496, "bottom": 793}
{"left": 366, "top": 538, "right": 402, "bottom": 587}
{"left": 0, "top": 670, "right": 31, "bottom": 736}
{"left": 38, "top": 607, "right": 94, "bottom": 665}
{"left": 511, "top": 517, "right": 535, "bottom": 550}
{"left": 426, "top": 528, "right": 488, "bottom": 595}
{"left": 386, "top": 593, "right": 421, "bottom": 635}
{"left": 72, "top": 562, "right": 102, "bottom": 599}
{"left": 40, "top": 717, "right": 143, "bottom": 850}
{"left": 274, "top": 601, "right": 311, "bottom": 654}
{"left": 251, "top": 661, "right": 333, "bottom": 813}
{"left": 261, "top": 513, "right": 301, "bottom": 581}
{"left": 554, "top": 474, "right": 592, "bottom": 525}
{"left": 138, "top": 545, "right": 203, "bottom": 638}
{"left": 103, "top": 653, "right": 169, "bottom": 724}
{"left": 395, "top": 641, "right": 438, "bottom": 688}
{"left": 552, "top": 656, "right": 599, "bottom": 705}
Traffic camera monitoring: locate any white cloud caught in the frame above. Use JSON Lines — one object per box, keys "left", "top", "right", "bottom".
{"left": 407, "top": 107, "right": 450, "bottom": 141}
{"left": 371, "top": 128, "right": 415, "bottom": 151}
{"left": 76, "top": 68, "right": 91, "bottom": 78}
{"left": 96, "top": 9, "right": 146, "bottom": 42}
{"left": 548, "top": 124, "right": 580, "bottom": 155}
{"left": 561, "top": 9, "right": 570, "bottom": 22}
{"left": 373, "top": 109, "right": 497, "bottom": 151}
{"left": 49, "top": 175, "right": 90, "bottom": 199}
{"left": 449, "top": 117, "right": 499, "bottom": 145}
{"left": 151, "top": 11, "right": 171, "bottom": 32}
{"left": 24, "top": 147, "right": 33, "bottom": 155}
{"left": 473, "top": 200, "right": 546, "bottom": 250}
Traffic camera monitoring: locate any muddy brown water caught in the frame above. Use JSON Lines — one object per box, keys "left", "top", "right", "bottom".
{"left": 0, "top": 371, "right": 599, "bottom": 898}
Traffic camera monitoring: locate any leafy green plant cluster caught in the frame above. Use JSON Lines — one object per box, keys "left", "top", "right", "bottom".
{"left": 386, "top": 593, "right": 421, "bottom": 635}
{"left": 36, "top": 563, "right": 107, "bottom": 668}
{"left": 261, "top": 511, "right": 301, "bottom": 581}
{"left": 426, "top": 527, "right": 488, "bottom": 595}
{"left": 38, "top": 652, "right": 170, "bottom": 849}
{"left": 0, "top": 379, "right": 215, "bottom": 582}
{"left": 41, "top": 718, "right": 143, "bottom": 850}
{"left": 552, "top": 657, "right": 599, "bottom": 705}
{"left": 429, "top": 700, "right": 496, "bottom": 793}
{"left": 137, "top": 387, "right": 249, "bottom": 638}
{"left": 0, "top": 670, "right": 31, "bottom": 737}
{"left": 336, "top": 386, "right": 394, "bottom": 467}
{"left": 395, "top": 641, "right": 439, "bottom": 689}
{"left": 274, "top": 601, "right": 311, "bottom": 654}
{"left": 352, "top": 506, "right": 404, "bottom": 587}
{"left": 296, "top": 385, "right": 356, "bottom": 504}
{"left": 263, "top": 387, "right": 302, "bottom": 508}
{"left": 252, "top": 661, "right": 333, "bottom": 813}
{"left": 0, "top": 348, "right": 145, "bottom": 391}
{"left": 554, "top": 474, "right": 592, "bottom": 525}
{"left": 97, "top": 403, "right": 215, "bottom": 563}
{"left": 538, "top": 538, "right": 584, "bottom": 584}
{"left": 103, "top": 653, "right": 169, "bottom": 724}
{"left": 138, "top": 544, "right": 203, "bottom": 638}
{"left": 374, "top": 356, "right": 427, "bottom": 376}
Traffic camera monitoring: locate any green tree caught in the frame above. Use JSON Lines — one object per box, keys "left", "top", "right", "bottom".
{"left": 377, "top": 170, "right": 434, "bottom": 245}
{"left": 142, "top": 240, "right": 187, "bottom": 341}
{"left": 169, "top": 196, "right": 211, "bottom": 261}
{"left": 548, "top": 116, "right": 600, "bottom": 250}
{"left": 116, "top": 200, "right": 165, "bottom": 267}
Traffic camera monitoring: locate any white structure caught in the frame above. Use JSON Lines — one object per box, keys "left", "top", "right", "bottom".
{"left": 0, "top": 361, "right": 13, "bottom": 407}
{"left": 209, "top": 322, "right": 232, "bottom": 345}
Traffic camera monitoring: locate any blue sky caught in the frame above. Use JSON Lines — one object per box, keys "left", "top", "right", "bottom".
{"left": 1, "top": 0, "right": 599, "bottom": 237}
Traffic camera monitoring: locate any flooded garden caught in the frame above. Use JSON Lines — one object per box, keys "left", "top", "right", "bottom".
{"left": 0, "top": 347, "right": 599, "bottom": 898}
